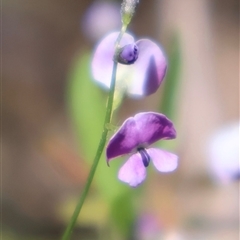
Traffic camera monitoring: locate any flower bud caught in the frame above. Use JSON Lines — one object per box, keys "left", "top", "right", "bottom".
{"left": 121, "top": 0, "right": 139, "bottom": 25}
{"left": 117, "top": 43, "right": 139, "bottom": 65}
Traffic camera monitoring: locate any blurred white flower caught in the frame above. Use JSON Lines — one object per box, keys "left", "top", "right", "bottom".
{"left": 82, "top": 1, "right": 121, "bottom": 42}
{"left": 207, "top": 121, "right": 240, "bottom": 184}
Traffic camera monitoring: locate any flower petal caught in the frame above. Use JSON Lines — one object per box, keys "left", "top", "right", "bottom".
{"left": 91, "top": 32, "right": 134, "bottom": 89}
{"left": 106, "top": 112, "right": 176, "bottom": 162}
{"left": 147, "top": 148, "right": 178, "bottom": 172}
{"left": 106, "top": 117, "right": 140, "bottom": 161}
{"left": 118, "top": 153, "right": 147, "bottom": 187}
{"left": 126, "top": 39, "right": 167, "bottom": 96}
{"left": 134, "top": 112, "right": 176, "bottom": 145}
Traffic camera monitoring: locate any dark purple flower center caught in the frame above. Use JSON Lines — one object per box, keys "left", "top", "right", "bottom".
{"left": 117, "top": 43, "right": 139, "bottom": 65}
{"left": 138, "top": 148, "right": 150, "bottom": 167}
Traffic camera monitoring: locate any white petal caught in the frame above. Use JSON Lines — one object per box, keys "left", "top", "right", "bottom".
{"left": 147, "top": 148, "right": 178, "bottom": 172}
{"left": 208, "top": 121, "right": 240, "bottom": 183}
{"left": 127, "top": 39, "right": 167, "bottom": 97}
{"left": 91, "top": 32, "right": 134, "bottom": 89}
{"left": 118, "top": 153, "right": 147, "bottom": 187}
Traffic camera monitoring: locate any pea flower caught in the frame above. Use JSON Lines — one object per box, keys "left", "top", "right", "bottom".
{"left": 91, "top": 32, "right": 167, "bottom": 97}
{"left": 82, "top": 1, "right": 121, "bottom": 42}
{"left": 207, "top": 121, "right": 240, "bottom": 184}
{"left": 106, "top": 112, "right": 178, "bottom": 187}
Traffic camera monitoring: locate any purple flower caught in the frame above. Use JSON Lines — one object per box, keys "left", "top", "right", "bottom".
{"left": 207, "top": 121, "right": 240, "bottom": 184}
{"left": 92, "top": 32, "right": 167, "bottom": 97}
{"left": 82, "top": 1, "right": 121, "bottom": 42}
{"left": 106, "top": 112, "right": 178, "bottom": 187}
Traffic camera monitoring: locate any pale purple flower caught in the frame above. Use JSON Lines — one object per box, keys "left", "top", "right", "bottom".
{"left": 207, "top": 121, "right": 240, "bottom": 184}
{"left": 135, "top": 213, "right": 184, "bottom": 240}
{"left": 82, "top": 1, "right": 121, "bottom": 42}
{"left": 92, "top": 32, "right": 167, "bottom": 97}
{"left": 106, "top": 112, "right": 178, "bottom": 187}
{"left": 135, "top": 214, "right": 161, "bottom": 240}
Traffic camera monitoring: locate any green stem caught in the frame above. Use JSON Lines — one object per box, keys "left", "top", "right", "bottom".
{"left": 115, "top": 25, "right": 127, "bottom": 47}
{"left": 61, "top": 29, "right": 126, "bottom": 240}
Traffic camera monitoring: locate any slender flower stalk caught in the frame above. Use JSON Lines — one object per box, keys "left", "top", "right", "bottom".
{"left": 61, "top": 27, "right": 127, "bottom": 240}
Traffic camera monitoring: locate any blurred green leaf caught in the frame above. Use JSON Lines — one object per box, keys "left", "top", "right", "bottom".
{"left": 159, "top": 33, "right": 181, "bottom": 120}
{"left": 157, "top": 34, "right": 181, "bottom": 151}
{"left": 67, "top": 53, "right": 105, "bottom": 157}
{"left": 67, "top": 51, "right": 136, "bottom": 237}
{"left": 110, "top": 190, "right": 136, "bottom": 239}
{"left": 67, "top": 52, "right": 129, "bottom": 200}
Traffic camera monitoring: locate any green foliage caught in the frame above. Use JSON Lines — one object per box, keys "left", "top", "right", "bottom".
{"left": 67, "top": 53, "right": 104, "bottom": 158}
{"left": 159, "top": 34, "right": 181, "bottom": 120}
{"left": 156, "top": 34, "right": 181, "bottom": 151}
{"left": 110, "top": 190, "right": 136, "bottom": 238}
{"left": 67, "top": 52, "right": 135, "bottom": 237}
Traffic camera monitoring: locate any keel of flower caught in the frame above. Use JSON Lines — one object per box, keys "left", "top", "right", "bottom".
{"left": 106, "top": 112, "right": 178, "bottom": 187}
{"left": 138, "top": 148, "right": 150, "bottom": 167}
{"left": 117, "top": 43, "right": 139, "bottom": 64}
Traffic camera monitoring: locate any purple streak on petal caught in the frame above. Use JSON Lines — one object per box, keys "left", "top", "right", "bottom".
{"left": 232, "top": 171, "right": 240, "bottom": 181}
{"left": 127, "top": 39, "right": 167, "bottom": 97}
{"left": 134, "top": 112, "right": 176, "bottom": 145}
{"left": 147, "top": 148, "right": 178, "bottom": 172}
{"left": 118, "top": 153, "right": 147, "bottom": 187}
{"left": 91, "top": 32, "right": 134, "bottom": 89}
{"left": 106, "top": 117, "right": 140, "bottom": 162}
{"left": 138, "top": 148, "right": 151, "bottom": 167}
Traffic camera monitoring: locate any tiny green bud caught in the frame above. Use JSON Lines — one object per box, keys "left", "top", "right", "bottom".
{"left": 121, "top": 0, "right": 139, "bottom": 26}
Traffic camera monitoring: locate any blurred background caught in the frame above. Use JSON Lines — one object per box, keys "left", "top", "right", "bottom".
{"left": 2, "top": 0, "right": 239, "bottom": 239}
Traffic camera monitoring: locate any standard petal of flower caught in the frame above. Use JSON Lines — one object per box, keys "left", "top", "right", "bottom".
{"left": 106, "top": 117, "right": 140, "bottom": 161}
{"left": 127, "top": 39, "right": 167, "bottom": 96}
{"left": 147, "top": 148, "right": 178, "bottom": 172}
{"left": 134, "top": 112, "right": 176, "bottom": 145}
{"left": 91, "top": 32, "right": 134, "bottom": 89}
{"left": 118, "top": 153, "right": 147, "bottom": 187}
